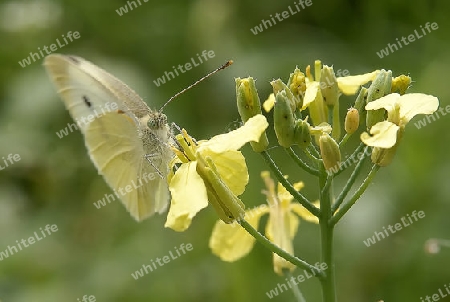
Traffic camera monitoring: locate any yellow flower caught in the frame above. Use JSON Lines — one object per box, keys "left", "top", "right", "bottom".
{"left": 360, "top": 93, "right": 439, "bottom": 166}
{"left": 263, "top": 64, "right": 377, "bottom": 113}
{"left": 263, "top": 62, "right": 378, "bottom": 141}
{"left": 165, "top": 114, "right": 269, "bottom": 232}
{"left": 209, "top": 172, "right": 318, "bottom": 275}
{"left": 360, "top": 93, "right": 439, "bottom": 148}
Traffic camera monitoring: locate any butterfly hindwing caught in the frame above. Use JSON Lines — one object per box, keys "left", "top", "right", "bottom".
{"left": 85, "top": 112, "right": 169, "bottom": 220}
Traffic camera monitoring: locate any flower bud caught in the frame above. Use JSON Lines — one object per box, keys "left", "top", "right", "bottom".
{"left": 274, "top": 91, "right": 295, "bottom": 148}
{"left": 293, "top": 118, "right": 311, "bottom": 149}
{"left": 354, "top": 87, "right": 368, "bottom": 113}
{"left": 196, "top": 153, "right": 245, "bottom": 223}
{"left": 391, "top": 74, "right": 411, "bottom": 95}
{"left": 320, "top": 65, "right": 340, "bottom": 107}
{"left": 236, "top": 77, "right": 262, "bottom": 120}
{"left": 344, "top": 108, "right": 359, "bottom": 134}
{"left": 366, "top": 70, "right": 392, "bottom": 129}
{"left": 319, "top": 133, "right": 341, "bottom": 171}
{"left": 270, "top": 79, "right": 298, "bottom": 112}
{"left": 287, "top": 67, "right": 306, "bottom": 109}
{"left": 235, "top": 77, "right": 269, "bottom": 152}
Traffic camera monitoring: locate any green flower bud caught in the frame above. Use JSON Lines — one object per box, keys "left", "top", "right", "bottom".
{"left": 274, "top": 90, "right": 295, "bottom": 148}
{"left": 236, "top": 77, "right": 262, "bottom": 121}
{"left": 270, "top": 79, "right": 298, "bottom": 112}
{"left": 344, "top": 108, "right": 359, "bottom": 134}
{"left": 319, "top": 133, "right": 341, "bottom": 171}
{"left": 320, "top": 65, "right": 340, "bottom": 107}
{"left": 371, "top": 129, "right": 403, "bottom": 166}
{"left": 293, "top": 118, "right": 311, "bottom": 149}
{"left": 366, "top": 70, "right": 392, "bottom": 129}
{"left": 354, "top": 87, "right": 368, "bottom": 113}
{"left": 196, "top": 153, "right": 245, "bottom": 223}
{"left": 235, "top": 77, "right": 269, "bottom": 152}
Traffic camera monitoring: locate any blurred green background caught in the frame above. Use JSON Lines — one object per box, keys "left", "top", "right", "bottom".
{"left": 1, "top": 0, "right": 449, "bottom": 301}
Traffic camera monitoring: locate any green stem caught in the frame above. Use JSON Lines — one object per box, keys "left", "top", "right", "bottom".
{"left": 338, "top": 133, "right": 351, "bottom": 147}
{"left": 332, "top": 146, "right": 369, "bottom": 214}
{"left": 238, "top": 219, "right": 326, "bottom": 280}
{"left": 285, "top": 269, "right": 307, "bottom": 302}
{"left": 333, "top": 142, "right": 366, "bottom": 177}
{"left": 286, "top": 147, "right": 319, "bottom": 176}
{"left": 307, "top": 144, "right": 321, "bottom": 159}
{"left": 330, "top": 164, "right": 380, "bottom": 226}
{"left": 318, "top": 163, "right": 336, "bottom": 302}
{"left": 261, "top": 151, "right": 320, "bottom": 217}
{"left": 328, "top": 105, "right": 334, "bottom": 126}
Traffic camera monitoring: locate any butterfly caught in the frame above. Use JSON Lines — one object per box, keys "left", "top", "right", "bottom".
{"left": 44, "top": 54, "right": 173, "bottom": 221}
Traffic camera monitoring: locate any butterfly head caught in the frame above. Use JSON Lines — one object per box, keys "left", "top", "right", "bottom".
{"left": 147, "top": 112, "right": 168, "bottom": 130}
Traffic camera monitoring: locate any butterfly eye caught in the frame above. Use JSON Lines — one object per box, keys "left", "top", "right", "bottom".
{"left": 147, "top": 113, "right": 168, "bottom": 130}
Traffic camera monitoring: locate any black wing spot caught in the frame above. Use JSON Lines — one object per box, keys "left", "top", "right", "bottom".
{"left": 82, "top": 95, "right": 92, "bottom": 108}
{"left": 67, "top": 56, "right": 80, "bottom": 64}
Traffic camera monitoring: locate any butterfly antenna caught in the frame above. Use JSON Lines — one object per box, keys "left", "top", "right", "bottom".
{"left": 159, "top": 60, "right": 233, "bottom": 112}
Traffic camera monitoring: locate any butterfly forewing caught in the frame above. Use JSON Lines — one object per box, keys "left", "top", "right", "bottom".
{"left": 44, "top": 54, "right": 172, "bottom": 221}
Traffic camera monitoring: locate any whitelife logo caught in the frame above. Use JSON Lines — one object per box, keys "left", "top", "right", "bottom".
{"left": 376, "top": 22, "right": 438, "bottom": 58}
{"left": 76, "top": 295, "right": 96, "bottom": 302}
{"left": 93, "top": 172, "right": 158, "bottom": 209}
{"left": 363, "top": 210, "right": 425, "bottom": 247}
{"left": 18, "top": 31, "right": 80, "bottom": 68}
{"left": 55, "top": 102, "right": 118, "bottom": 139}
{"left": 0, "top": 153, "right": 21, "bottom": 170}
{"left": 152, "top": 50, "right": 216, "bottom": 87}
{"left": 414, "top": 105, "right": 450, "bottom": 129}
{"left": 250, "top": 0, "right": 313, "bottom": 35}
{"left": 115, "top": 0, "right": 148, "bottom": 16}
{"left": 0, "top": 224, "right": 58, "bottom": 261}
{"left": 265, "top": 262, "right": 328, "bottom": 298}
{"left": 131, "top": 243, "right": 193, "bottom": 280}
{"left": 420, "top": 283, "right": 450, "bottom": 302}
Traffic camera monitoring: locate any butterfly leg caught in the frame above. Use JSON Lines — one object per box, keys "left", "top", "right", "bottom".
{"left": 144, "top": 154, "right": 164, "bottom": 178}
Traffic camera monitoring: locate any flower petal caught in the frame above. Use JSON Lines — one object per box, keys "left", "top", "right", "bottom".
{"left": 337, "top": 70, "right": 380, "bottom": 95}
{"left": 398, "top": 93, "right": 439, "bottom": 123}
{"left": 209, "top": 205, "right": 270, "bottom": 262}
{"left": 165, "top": 162, "right": 208, "bottom": 232}
{"left": 199, "top": 149, "right": 248, "bottom": 196}
{"left": 360, "top": 121, "right": 400, "bottom": 148}
{"left": 302, "top": 81, "right": 319, "bottom": 110}
{"left": 290, "top": 203, "right": 319, "bottom": 224}
{"left": 263, "top": 93, "right": 275, "bottom": 112}
{"left": 365, "top": 93, "right": 400, "bottom": 111}
{"left": 198, "top": 114, "right": 268, "bottom": 153}
{"left": 266, "top": 211, "right": 300, "bottom": 242}
{"left": 266, "top": 211, "right": 298, "bottom": 275}
{"left": 310, "top": 122, "right": 332, "bottom": 136}
{"left": 277, "top": 181, "right": 294, "bottom": 204}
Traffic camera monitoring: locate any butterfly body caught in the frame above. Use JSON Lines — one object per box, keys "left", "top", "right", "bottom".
{"left": 44, "top": 54, "right": 173, "bottom": 221}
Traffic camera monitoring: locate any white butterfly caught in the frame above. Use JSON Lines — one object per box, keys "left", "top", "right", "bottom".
{"left": 44, "top": 54, "right": 173, "bottom": 221}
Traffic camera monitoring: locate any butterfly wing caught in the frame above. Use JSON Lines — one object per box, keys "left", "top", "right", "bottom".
{"left": 44, "top": 54, "right": 171, "bottom": 220}
{"left": 85, "top": 112, "right": 170, "bottom": 220}
{"left": 44, "top": 54, "right": 151, "bottom": 132}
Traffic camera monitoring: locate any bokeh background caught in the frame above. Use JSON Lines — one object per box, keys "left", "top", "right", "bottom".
{"left": 1, "top": 0, "right": 449, "bottom": 301}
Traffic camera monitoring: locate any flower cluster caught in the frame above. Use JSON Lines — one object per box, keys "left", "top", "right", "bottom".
{"left": 162, "top": 59, "right": 439, "bottom": 284}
